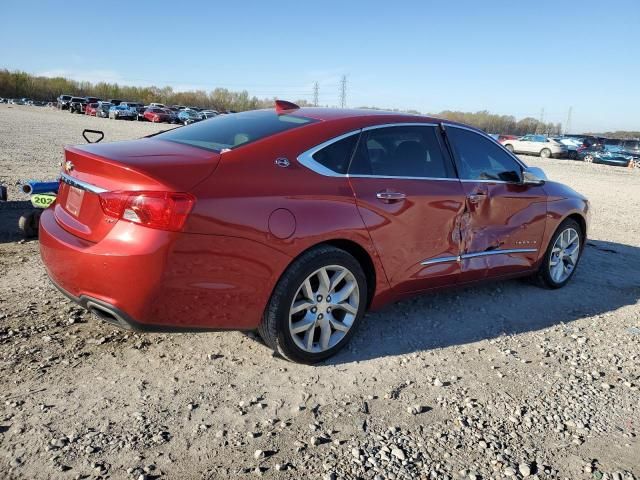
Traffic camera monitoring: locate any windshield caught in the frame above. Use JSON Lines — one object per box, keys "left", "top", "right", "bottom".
{"left": 158, "top": 109, "right": 316, "bottom": 152}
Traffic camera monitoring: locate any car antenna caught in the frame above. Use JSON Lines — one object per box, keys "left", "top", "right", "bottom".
{"left": 275, "top": 100, "right": 300, "bottom": 114}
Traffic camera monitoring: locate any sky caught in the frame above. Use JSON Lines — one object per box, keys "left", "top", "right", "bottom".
{"left": 1, "top": 0, "right": 638, "bottom": 132}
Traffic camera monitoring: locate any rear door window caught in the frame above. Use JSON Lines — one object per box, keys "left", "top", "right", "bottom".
{"left": 311, "top": 134, "right": 359, "bottom": 174}
{"left": 349, "top": 125, "right": 454, "bottom": 178}
{"left": 157, "top": 110, "right": 316, "bottom": 152}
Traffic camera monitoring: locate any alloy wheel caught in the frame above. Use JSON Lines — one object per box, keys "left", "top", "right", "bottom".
{"left": 288, "top": 265, "right": 359, "bottom": 353}
{"left": 584, "top": 155, "right": 594, "bottom": 163}
{"left": 549, "top": 227, "right": 580, "bottom": 283}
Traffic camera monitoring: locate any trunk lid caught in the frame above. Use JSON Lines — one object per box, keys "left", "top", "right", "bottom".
{"left": 54, "top": 138, "right": 220, "bottom": 242}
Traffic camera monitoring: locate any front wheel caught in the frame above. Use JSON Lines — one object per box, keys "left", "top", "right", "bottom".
{"left": 505, "top": 144, "right": 514, "bottom": 152}
{"left": 258, "top": 245, "right": 367, "bottom": 363}
{"left": 534, "top": 219, "right": 583, "bottom": 289}
{"left": 584, "top": 154, "right": 594, "bottom": 163}
{"left": 540, "top": 148, "right": 551, "bottom": 158}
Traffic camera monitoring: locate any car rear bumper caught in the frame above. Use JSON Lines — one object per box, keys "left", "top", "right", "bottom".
{"left": 39, "top": 207, "right": 291, "bottom": 331}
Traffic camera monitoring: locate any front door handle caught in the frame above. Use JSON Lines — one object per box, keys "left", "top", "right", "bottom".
{"left": 376, "top": 190, "right": 407, "bottom": 203}
{"left": 467, "top": 192, "right": 487, "bottom": 204}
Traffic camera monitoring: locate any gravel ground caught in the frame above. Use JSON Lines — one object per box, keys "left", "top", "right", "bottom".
{"left": 1, "top": 105, "right": 639, "bottom": 480}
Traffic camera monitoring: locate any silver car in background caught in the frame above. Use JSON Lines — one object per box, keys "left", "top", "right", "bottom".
{"left": 501, "top": 135, "right": 568, "bottom": 158}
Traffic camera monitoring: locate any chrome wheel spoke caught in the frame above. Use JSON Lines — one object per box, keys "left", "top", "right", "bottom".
{"left": 290, "top": 315, "right": 315, "bottom": 334}
{"left": 301, "top": 278, "right": 314, "bottom": 301}
{"left": 318, "top": 268, "right": 331, "bottom": 293}
{"left": 303, "top": 326, "right": 315, "bottom": 351}
{"left": 291, "top": 299, "right": 315, "bottom": 315}
{"left": 329, "top": 315, "right": 350, "bottom": 332}
{"left": 331, "top": 280, "right": 356, "bottom": 304}
{"left": 333, "top": 301, "right": 357, "bottom": 315}
{"left": 319, "top": 321, "right": 332, "bottom": 350}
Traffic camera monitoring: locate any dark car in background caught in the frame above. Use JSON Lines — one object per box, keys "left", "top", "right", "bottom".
{"left": 107, "top": 99, "right": 123, "bottom": 106}
{"left": 95, "top": 101, "right": 112, "bottom": 118}
{"left": 57, "top": 94, "right": 73, "bottom": 110}
{"left": 68, "top": 97, "right": 87, "bottom": 114}
{"left": 108, "top": 104, "right": 136, "bottom": 120}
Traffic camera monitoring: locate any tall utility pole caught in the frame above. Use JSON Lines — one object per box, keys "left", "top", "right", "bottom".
{"left": 565, "top": 106, "right": 573, "bottom": 134}
{"left": 339, "top": 75, "right": 347, "bottom": 108}
{"left": 537, "top": 107, "right": 545, "bottom": 134}
{"left": 313, "top": 82, "right": 319, "bottom": 107}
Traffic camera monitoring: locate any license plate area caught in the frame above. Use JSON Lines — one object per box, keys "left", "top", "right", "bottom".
{"left": 66, "top": 185, "right": 85, "bottom": 216}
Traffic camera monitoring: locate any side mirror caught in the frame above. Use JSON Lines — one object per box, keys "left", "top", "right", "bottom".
{"left": 522, "top": 167, "right": 546, "bottom": 185}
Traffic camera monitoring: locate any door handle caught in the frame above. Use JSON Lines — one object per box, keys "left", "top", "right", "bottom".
{"left": 467, "top": 192, "right": 487, "bottom": 204}
{"left": 376, "top": 190, "right": 407, "bottom": 203}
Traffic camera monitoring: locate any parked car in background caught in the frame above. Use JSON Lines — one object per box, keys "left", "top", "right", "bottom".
{"left": 578, "top": 146, "right": 633, "bottom": 167}
{"left": 107, "top": 99, "right": 123, "bottom": 106}
{"left": 554, "top": 137, "right": 582, "bottom": 159}
{"left": 95, "top": 101, "right": 112, "bottom": 118}
{"left": 149, "top": 102, "right": 167, "bottom": 109}
{"left": 39, "top": 103, "right": 589, "bottom": 363}
{"left": 199, "top": 110, "right": 219, "bottom": 119}
{"left": 85, "top": 103, "right": 99, "bottom": 116}
{"left": 57, "top": 95, "right": 73, "bottom": 110}
{"left": 143, "top": 107, "right": 172, "bottom": 123}
{"left": 501, "top": 135, "right": 568, "bottom": 158}
{"left": 69, "top": 97, "right": 87, "bottom": 113}
{"left": 108, "top": 104, "right": 136, "bottom": 120}
{"left": 621, "top": 139, "right": 640, "bottom": 159}
{"left": 603, "top": 138, "right": 624, "bottom": 152}
{"left": 178, "top": 109, "right": 202, "bottom": 125}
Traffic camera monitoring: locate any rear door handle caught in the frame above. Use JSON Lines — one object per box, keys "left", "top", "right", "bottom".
{"left": 467, "top": 192, "right": 487, "bottom": 204}
{"left": 376, "top": 190, "right": 407, "bottom": 203}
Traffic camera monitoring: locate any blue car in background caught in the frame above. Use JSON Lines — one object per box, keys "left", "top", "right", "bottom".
{"left": 177, "top": 109, "right": 202, "bottom": 125}
{"left": 108, "top": 104, "right": 136, "bottom": 120}
{"left": 578, "top": 146, "right": 633, "bottom": 167}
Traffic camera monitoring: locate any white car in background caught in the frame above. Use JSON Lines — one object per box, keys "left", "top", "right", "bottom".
{"left": 501, "top": 135, "right": 568, "bottom": 158}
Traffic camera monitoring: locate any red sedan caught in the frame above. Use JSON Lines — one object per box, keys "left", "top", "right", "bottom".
{"left": 39, "top": 101, "right": 589, "bottom": 363}
{"left": 143, "top": 107, "right": 171, "bottom": 123}
{"left": 85, "top": 103, "right": 99, "bottom": 116}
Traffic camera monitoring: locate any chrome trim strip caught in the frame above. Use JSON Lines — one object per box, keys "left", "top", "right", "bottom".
{"left": 421, "top": 255, "right": 460, "bottom": 266}
{"left": 347, "top": 174, "right": 459, "bottom": 181}
{"left": 442, "top": 123, "right": 528, "bottom": 170}
{"left": 461, "top": 248, "right": 537, "bottom": 259}
{"left": 362, "top": 122, "right": 438, "bottom": 132}
{"left": 60, "top": 172, "right": 107, "bottom": 194}
{"left": 421, "top": 248, "right": 537, "bottom": 266}
{"left": 296, "top": 129, "right": 362, "bottom": 177}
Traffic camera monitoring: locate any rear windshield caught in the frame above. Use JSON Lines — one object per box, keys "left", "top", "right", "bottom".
{"left": 158, "top": 109, "right": 316, "bottom": 152}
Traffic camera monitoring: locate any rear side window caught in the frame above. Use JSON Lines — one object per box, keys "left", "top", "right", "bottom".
{"left": 349, "top": 125, "right": 454, "bottom": 178}
{"left": 311, "top": 134, "right": 359, "bottom": 174}
{"left": 447, "top": 127, "right": 522, "bottom": 182}
{"left": 157, "top": 110, "right": 316, "bottom": 152}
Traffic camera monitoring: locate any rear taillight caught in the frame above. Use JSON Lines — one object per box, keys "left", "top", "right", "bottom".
{"left": 98, "top": 191, "right": 195, "bottom": 231}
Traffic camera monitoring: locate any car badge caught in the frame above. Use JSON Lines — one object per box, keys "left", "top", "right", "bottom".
{"left": 275, "top": 157, "right": 290, "bottom": 168}
{"left": 65, "top": 161, "right": 74, "bottom": 172}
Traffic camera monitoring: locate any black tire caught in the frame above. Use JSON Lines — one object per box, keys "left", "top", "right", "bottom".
{"left": 504, "top": 144, "right": 514, "bottom": 152}
{"left": 569, "top": 151, "right": 577, "bottom": 160}
{"left": 258, "top": 245, "right": 367, "bottom": 363}
{"left": 540, "top": 148, "right": 551, "bottom": 158}
{"left": 18, "top": 211, "right": 41, "bottom": 238}
{"left": 533, "top": 218, "right": 583, "bottom": 289}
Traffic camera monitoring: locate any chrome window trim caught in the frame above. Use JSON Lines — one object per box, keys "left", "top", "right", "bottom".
{"left": 296, "top": 129, "right": 361, "bottom": 178}
{"left": 362, "top": 122, "right": 438, "bottom": 131}
{"left": 443, "top": 123, "right": 528, "bottom": 170}
{"left": 421, "top": 248, "right": 537, "bottom": 266}
{"left": 60, "top": 172, "right": 107, "bottom": 194}
{"left": 297, "top": 122, "right": 450, "bottom": 180}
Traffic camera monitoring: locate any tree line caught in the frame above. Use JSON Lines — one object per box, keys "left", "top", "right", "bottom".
{"left": 0, "top": 69, "right": 311, "bottom": 112}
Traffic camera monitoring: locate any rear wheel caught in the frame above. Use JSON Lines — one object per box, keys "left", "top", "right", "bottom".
{"left": 505, "top": 144, "right": 514, "bottom": 152}
{"left": 18, "top": 210, "right": 41, "bottom": 238}
{"left": 534, "top": 219, "right": 583, "bottom": 289}
{"left": 540, "top": 148, "right": 551, "bottom": 158}
{"left": 584, "top": 154, "right": 594, "bottom": 163}
{"left": 258, "top": 245, "right": 367, "bottom": 363}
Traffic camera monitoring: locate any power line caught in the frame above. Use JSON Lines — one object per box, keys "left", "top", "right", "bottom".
{"left": 313, "top": 81, "right": 319, "bottom": 107}
{"left": 339, "top": 75, "right": 347, "bottom": 108}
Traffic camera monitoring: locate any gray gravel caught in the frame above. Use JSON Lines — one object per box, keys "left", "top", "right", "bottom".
{"left": 0, "top": 105, "right": 639, "bottom": 479}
